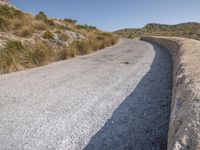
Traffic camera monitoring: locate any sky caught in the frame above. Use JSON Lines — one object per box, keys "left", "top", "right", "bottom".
{"left": 11, "top": 0, "right": 200, "bottom": 31}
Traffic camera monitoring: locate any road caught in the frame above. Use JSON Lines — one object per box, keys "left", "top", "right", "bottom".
{"left": 0, "top": 39, "right": 172, "bottom": 150}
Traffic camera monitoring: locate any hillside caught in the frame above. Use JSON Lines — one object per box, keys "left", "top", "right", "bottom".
{"left": 115, "top": 22, "right": 200, "bottom": 40}
{"left": 0, "top": 2, "right": 119, "bottom": 74}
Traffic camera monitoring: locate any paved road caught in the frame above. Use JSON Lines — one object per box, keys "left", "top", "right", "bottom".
{"left": 0, "top": 39, "right": 172, "bottom": 150}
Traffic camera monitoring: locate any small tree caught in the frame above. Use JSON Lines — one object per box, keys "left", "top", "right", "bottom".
{"left": 36, "top": 11, "right": 47, "bottom": 20}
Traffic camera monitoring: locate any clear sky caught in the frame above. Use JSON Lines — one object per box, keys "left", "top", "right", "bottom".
{"left": 11, "top": 0, "right": 200, "bottom": 31}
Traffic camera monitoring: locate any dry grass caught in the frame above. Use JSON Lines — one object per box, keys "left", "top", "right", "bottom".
{"left": 43, "top": 30, "right": 54, "bottom": 39}
{"left": 0, "top": 35, "right": 119, "bottom": 74}
{"left": 0, "top": 5, "right": 119, "bottom": 74}
{"left": 57, "top": 48, "right": 68, "bottom": 60}
{"left": 27, "top": 42, "right": 55, "bottom": 65}
{"left": 58, "top": 32, "right": 69, "bottom": 41}
{"left": 32, "top": 20, "right": 48, "bottom": 31}
{"left": 66, "top": 34, "right": 119, "bottom": 57}
{"left": 0, "top": 40, "right": 25, "bottom": 73}
{"left": 15, "top": 26, "right": 33, "bottom": 37}
{"left": 0, "top": 40, "right": 56, "bottom": 73}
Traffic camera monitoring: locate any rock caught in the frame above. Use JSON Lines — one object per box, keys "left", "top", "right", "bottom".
{"left": 0, "top": 0, "right": 9, "bottom": 5}
{"left": 65, "top": 31, "right": 87, "bottom": 41}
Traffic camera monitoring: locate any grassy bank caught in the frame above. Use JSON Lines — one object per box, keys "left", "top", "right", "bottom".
{"left": 0, "top": 5, "right": 119, "bottom": 74}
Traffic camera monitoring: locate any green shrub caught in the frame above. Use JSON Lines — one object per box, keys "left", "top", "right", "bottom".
{"left": 64, "top": 18, "right": 77, "bottom": 24}
{"left": 43, "top": 31, "right": 54, "bottom": 39}
{"left": 0, "top": 5, "right": 22, "bottom": 18}
{"left": 77, "top": 24, "right": 96, "bottom": 30}
{"left": 36, "top": 12, "right": 55, "bottom": 27}
{"left": 35, "top": 11, "right": 47, "bottom": 20}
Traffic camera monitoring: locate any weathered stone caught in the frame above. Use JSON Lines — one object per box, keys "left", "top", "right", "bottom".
{"left": 0, "top": 0, "right": 11, "bottom": 6}
{"left": 141, "top": 36, "right": 200, "bottom": 150}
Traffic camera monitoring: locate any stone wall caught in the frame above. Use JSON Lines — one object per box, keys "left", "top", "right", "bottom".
{"left": 141, "top": 37, "right": 200, "bottom": 150}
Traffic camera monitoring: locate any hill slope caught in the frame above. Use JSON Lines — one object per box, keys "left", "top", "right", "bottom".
{"left": 0, "top": 3, "right": 119, "bottom": 74}
{"left": 115, "top": 22, "right": 200, "bottom": 40}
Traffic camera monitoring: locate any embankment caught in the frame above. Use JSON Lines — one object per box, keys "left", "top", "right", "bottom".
{"left": 141, "top": 37, "right": 200, "bottom": 150}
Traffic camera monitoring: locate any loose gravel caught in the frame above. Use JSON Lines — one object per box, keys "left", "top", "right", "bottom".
{"left": 0, "top": 39, "right": 172, "bottom": 150}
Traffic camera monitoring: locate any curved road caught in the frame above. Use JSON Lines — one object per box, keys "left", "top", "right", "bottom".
{"left": 0, "top": 39, "right": 172, "bottom": 150}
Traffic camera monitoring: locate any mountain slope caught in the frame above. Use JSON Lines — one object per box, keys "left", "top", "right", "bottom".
{"left": 115, "top": 22, "right": 200, "bottom": 40}
{"left": 0, "top": 3, "right": 119, "bottom": 74}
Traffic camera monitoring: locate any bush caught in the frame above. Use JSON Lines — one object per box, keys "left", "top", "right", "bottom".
{"left": 36, "top": 11, "right": 55, "bottom": 27}
{"left": 64, "top": 18, "right": 77, "bottom": 24}
{"left": 43, "top": 31, "right": 54, "bottom": 39}
{"left": 0, "top": 5, "right": 22, "bottom": 18}
{"left": 35, "top": 11, "right": 47, "bottom": 20}
{"left": 77, "top": 24, "right": 97, "bottom": 30}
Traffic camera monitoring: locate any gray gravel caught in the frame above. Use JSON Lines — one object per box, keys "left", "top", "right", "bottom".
{"left": 0, "top": 39, "right": 172, "bottom": 150}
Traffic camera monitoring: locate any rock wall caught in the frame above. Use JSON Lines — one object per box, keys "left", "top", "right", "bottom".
{"left": 141, "top": 37, "right": 200, "bottom": 150}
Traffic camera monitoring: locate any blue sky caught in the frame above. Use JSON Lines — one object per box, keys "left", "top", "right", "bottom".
{"left": 11, "top": 0, "right": 200, "bottom": 31}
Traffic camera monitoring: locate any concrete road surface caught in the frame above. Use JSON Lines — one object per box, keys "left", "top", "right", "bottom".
{"left": 0, "top": 39, "right": 172, "bottom": 150}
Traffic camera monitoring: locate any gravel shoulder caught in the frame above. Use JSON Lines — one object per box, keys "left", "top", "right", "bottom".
{"left": 0, "top": 39, "right": 172, "bottom": 150}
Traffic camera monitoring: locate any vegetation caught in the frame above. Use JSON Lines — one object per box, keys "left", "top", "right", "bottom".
{"left": 0, "top": 5, "right": 22, "bottom": 18}
{"left": 43, "top": 31, "right": 54, "bottom": 39}
{"left": 77, "top": 24, "right": 97, "bottom": 30}
{"left": 0, "top": 5, "right": 119, "bottom": 74}
{"left": 28, "top": 42, "right": 55, "bottom": 65}
{"left": 58, "top": 32, "right": 69, "bottom": 41}
{"left": 0, "top": 40, "right": 24, "bottom": 73}
{"left": 115, "top": 22, "right": 200, "bottom": 41}
{"left": 64, "top": 18, "right": 77, "bottom": 24}
{"left": 35, "top": 11, "right": 47, "bottom": 21}
{"left": 15, "top": 26, "right": 33, "bottom": 37}
{"left": 32, "top": 20, "right": 48, "bottom": 30}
